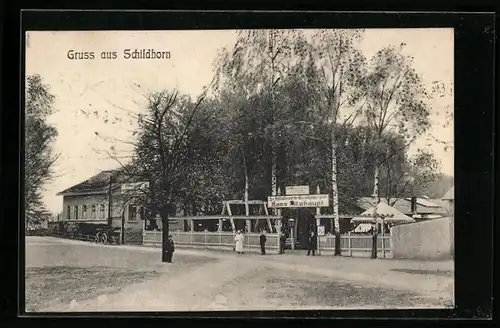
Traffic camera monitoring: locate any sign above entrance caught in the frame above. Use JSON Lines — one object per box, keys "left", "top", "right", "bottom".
{"left": 268, "top": 194, "right": 329, "bottom": 208}
{"left": 285, "top": 185, "right": 310, "bottom": 195}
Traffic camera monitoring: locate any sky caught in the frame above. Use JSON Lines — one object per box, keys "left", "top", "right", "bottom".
{"left": 25, "top": 28, "right": 454, "bottom": 215}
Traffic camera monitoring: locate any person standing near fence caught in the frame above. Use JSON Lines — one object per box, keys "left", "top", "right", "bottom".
{"left": 259, "top": 230, "right": 267, "bottom": 255}
{"left": 371, "top": 224, "right": 378, "bottom": 259}
{"left": 279, "top": 229, "right": 287, "bottom": 254}
{"left": 165, "top": 234, "right": 175, "bottom": 263}
{"left": 234, "top": 230, "right": 244, "bottom": 254}
{"left": 307, "top": 230, "right": 317, "bottom": 256}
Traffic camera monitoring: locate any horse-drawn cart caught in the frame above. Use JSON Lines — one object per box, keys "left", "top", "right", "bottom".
{"left": 94, "top": 224, "right": 121, "bottom": 244}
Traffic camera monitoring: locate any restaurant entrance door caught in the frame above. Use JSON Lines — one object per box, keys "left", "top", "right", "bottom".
{"left": 281, "top": 208, "right": 316, "bottom": 250}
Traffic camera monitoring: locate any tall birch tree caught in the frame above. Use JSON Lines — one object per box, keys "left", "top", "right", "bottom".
{"left": 213, "top": 29, "right": 301, "bottom": 203}
{"left": 360, "top": 44, "right": 431, "bottom": 201}
{"left": 306, "top": 29, "right": 366, "bottom": 254}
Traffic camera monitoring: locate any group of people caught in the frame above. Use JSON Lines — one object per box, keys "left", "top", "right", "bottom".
{"left": 279, "top": 229, "right": 318, "bottom": 255}
{"left": 165, "top": 228, "right": 320, "bottom": 263}
{"left": 234, "top": 228, "right": 318, "bottom": 256}
{"left": 233, "top": 229, "right": 269, "bottom": 255}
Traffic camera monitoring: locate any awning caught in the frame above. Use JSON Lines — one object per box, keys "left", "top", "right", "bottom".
{"left": 353, "top": 223, "right": 373, "bottom": 233}
{"left": 351, "top": 202, "right": 415, "bottom": 224}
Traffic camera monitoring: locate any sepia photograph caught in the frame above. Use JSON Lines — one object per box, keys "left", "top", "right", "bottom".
{"left": 24, "top": 28, "right": 455, "bottom": 313}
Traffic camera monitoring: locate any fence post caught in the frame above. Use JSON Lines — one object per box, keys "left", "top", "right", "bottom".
{"left": 389, "top": 226, "right": 394, "bottom": 259}
{"left": 219, "top": 230, "right": 222, "bottom": 248}
{"left": 204, "top": 230, "right": 207, "bottom": 249}
{"left": 381, "top": 222, "right": 385, "bottom": 259}
{"left": 371, "top": 230, "right": 378, "bottom": 259}
{"left": 348, "top": 232, "right": 352, "bottom": 257}
{"left": 318, "top": 235, "right": 321, "bottom": 255}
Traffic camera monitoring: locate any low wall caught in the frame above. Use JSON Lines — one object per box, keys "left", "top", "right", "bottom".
{"left": 143, "top": 231, "right": 280, "bottom": 254}
{"left": 390, "top": 217, "right": 454, "bottom": 260}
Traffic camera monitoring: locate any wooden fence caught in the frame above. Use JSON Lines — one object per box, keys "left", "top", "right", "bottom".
{"left": 143, "top": 230, "right": 391, "bottom": 257}
{"left": 46, "top": 225, "right": 391, "bottom": 258}
{"left": 319, "top": 233, "right": 392, "bottom": 258}
{"left": 143, "top": 230, "right": 280, "bottom": 254}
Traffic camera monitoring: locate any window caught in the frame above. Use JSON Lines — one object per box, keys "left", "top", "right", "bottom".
{"left": 91, "top": 205, "right": 96, "bottom": 220}
{"left": 82, "top": 205, "right": 87, "bottom": 219}
{"left": 100, "top": 204, "right": 106, "bottom": 219}
{"left": 66, "top": 206, "right": 71, "bottom": 220}
{"left": 128, "top": 204, "right": 138, "bottom": 222}
{"left": 74, "top": 206, "right": 79, "bottom": 220}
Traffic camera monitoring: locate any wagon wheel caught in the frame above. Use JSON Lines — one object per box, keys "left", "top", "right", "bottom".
{"left": 101, "top": 232, "right": 108, "bottom": 244}
{"left": 111, "top": 235, "right": 119, "bottom": 244}
{"left": 94, "top": 232, "right": 101, "bottom": 243}
{"left": 108, "top": 233, "right": 116, "bottom": 244}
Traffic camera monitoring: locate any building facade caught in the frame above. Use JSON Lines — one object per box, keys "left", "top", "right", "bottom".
{"left": 57, "top": 169, "right": 187, "bottom": 242}
{"left": 56, "top": 170, "right": 144, "bottom": 240}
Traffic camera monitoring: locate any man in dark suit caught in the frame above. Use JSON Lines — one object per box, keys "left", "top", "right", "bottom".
{"left": 259, "top": 230, "right": 267, "bottom": 255}
{"left": 279, "top": 229, "right": 287, "bottom": 254}
{"left": 165, "top": 234, "right": 175, "bottom": 263}
{"left": 307, "top": 230, "right": 317, "bottom": 256}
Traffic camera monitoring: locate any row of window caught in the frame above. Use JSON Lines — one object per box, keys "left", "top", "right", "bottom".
{"left": 65, "top": 204, "right": 140, "bottom": 222}
{"left": 66, "top": 204, "right": 106, "bottom": 221}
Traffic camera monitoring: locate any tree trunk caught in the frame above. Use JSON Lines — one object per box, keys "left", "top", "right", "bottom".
{"left": 385, "top": 161, "right": 392, "bottom": 204}
{"left": 269, "top": 30, "right": 278, "bottom": 212}
{"left": 271, "top": 148, "right": 277, "bottom": 196}
{"left": 160, "top": 204, "right": 170, "bottom": 263}
{"left": 372, "top": 166, "right": 380, "bottom": 199}
{"left": 331, "top": 136, "right": 341, "bottom": 256}
{"left": 243, "top": 156, "right": 250, "bottom": 232}
{"left": 242, "top": 152, "right": 250, "bottom": 215}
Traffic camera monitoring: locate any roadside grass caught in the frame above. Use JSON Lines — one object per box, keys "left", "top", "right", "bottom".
{"left": 25, "top": 254, "right": 215, "bottom": 312}
{"left": 265, "top": 276, "right": 450, "bottom": 308}
{"left": 217, "top": 267, "right": 452, "bottom": 310}
{"left": 25, "top": 266, "right": 161, "bottom": 312}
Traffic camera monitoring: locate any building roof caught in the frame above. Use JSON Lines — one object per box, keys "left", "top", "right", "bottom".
{"left": 56, "top": 169, "right": 127, "bottom": 196}
{"left": 392, "top": 198, "right": 447, "bottom": 215}
{"left": 442, "top": 186, "right": 454, "bottom": 200}
{"left": 356, "top": 196, "right": 447, "bottom": 215}
{"left": 427, "top": 199, "right": 448, "bottom": 208}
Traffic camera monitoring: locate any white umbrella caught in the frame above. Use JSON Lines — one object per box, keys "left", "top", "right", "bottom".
{"left": 351, "top": 202, "right": 415, "bottom": 224}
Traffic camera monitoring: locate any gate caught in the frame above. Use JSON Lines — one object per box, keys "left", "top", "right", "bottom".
{"left": 124, "top": 228, "right": 143, "bottom": 245}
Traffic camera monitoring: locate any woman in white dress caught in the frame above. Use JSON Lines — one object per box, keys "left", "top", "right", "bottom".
{"left": 234, "top": 230, "right": 244, "bottom": 254}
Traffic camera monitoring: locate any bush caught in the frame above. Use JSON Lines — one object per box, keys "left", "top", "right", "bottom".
{"left": 26, "top": 228, "right": 49, "bottom": 236}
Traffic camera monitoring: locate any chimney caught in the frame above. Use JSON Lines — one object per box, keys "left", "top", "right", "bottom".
{"left": 410, "top": 196, "right": 417, "bottom": 213}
